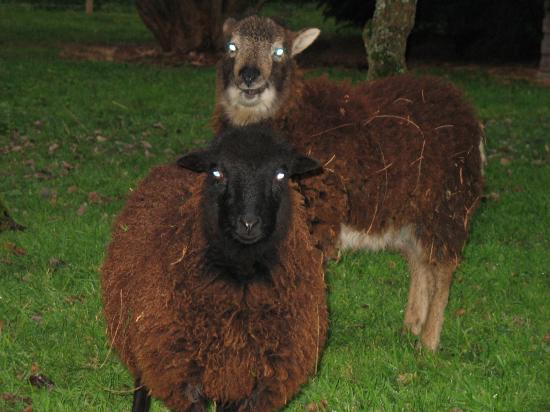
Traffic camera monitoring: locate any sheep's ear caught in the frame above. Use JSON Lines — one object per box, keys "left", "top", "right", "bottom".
{"left": 291, "top": 154, "right": 321, "bottom": 176}
{"left": 177, "top": 150, "right": 213, "bottom": 173}
{"left": 291, "top": 28, "right": 320, "bottom": 56}
{"left": 223, "top": 18, "right": 237, "bottom": 36}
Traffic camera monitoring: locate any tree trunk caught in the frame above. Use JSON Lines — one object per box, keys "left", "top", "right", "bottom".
{"left": 0, "top": 197, "right": 24, "bottom": 233}
{"left": 135, "top": 0, "right": 249, "bottom": 54}
{"left": 539, "top": 0, "right": 550, "bottom": 80}
{"left": 86, "top": 0, "right": 93, "bottom": 15}
{"left": 363, "top": 0, "right": 417, "bottom": 81}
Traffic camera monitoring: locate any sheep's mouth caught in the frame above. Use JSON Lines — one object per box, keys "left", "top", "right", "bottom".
{"left": 233, "top": 232, "right": 263, "bottom": 245}
{"left": 239, "top": 85, "right": 267, "bottom": 100}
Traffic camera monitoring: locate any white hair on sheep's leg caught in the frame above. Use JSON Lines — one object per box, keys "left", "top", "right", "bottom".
{"left": 479, "top": 139, "right": 487, "bottom": 176}
{"left": 419, "top": 263, "right": 455, "bottom": 349}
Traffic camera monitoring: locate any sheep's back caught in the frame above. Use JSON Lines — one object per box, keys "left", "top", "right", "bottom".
{"left": 288, "top": 75, "right": 483, "bottom": 261}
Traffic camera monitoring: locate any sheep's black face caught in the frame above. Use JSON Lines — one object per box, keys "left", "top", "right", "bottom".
{"left": 208, "top": 160, "right": 286, "bottom": 245}
{"left": 178, "top": 127, "right": 320, "bottom": 277}
{"left": 217, "top": 16, "right": 320, "bottom": 126}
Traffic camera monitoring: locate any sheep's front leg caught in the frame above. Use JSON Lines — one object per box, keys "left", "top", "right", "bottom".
{"left": 420, "top": 263, "right": 455, "bottom": 351}
{"left": 218, "top": 380, "right": 288, "bottom": 412}
{"left": 132, "top": 379, "right": 151, "bottom": 412}
{"left": 182, "top": 383, "right": 207, "bottom": 412}
{"left": 215, "top": 403, "right": 239, "bottom": 412}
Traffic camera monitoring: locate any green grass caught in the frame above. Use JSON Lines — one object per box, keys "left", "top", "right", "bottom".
{"left": 1, "top": 4, "right": 549, "bottom": 412}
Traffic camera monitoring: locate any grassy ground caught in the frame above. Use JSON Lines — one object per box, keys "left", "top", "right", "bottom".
{"left": 1, "top": 4, "right": 549, "bottom": 412}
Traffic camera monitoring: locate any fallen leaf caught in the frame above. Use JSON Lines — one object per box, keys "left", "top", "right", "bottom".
{"left": 500, "top": 157, "right": 512, "bottom": 166}
{"left": 48, "top": 143, "right": 59, "bottom": 154}
{"left": 513, "top": 186, "right": 524, "bottom": 193}
{"left": 31, "top": 314, "right": 44, "bottom": 325}
{"left": 34, "top": 170, "right": 53, "bottom": 180}
{"left": 40, "top": 187, "right": 51, "bottom": 198}
{"left": 488, "top": 192, "right": 500, "bottom": 201}
{"left": 23, "top": 405, "right": 33, "bottom": 412}
{"left": 397, "top": 372, "right": 417, "bottom": 385}
{"left": 23, "top": 159, "right": 36, "bottom": 168}
{"left": 306, "top": 402, "right": 319, "bottom": 412}
{"left": 61, "top": 161, "right": 74, "bottom": 170}
{"left": 77, "top": 203, "right": 88, "bottom": 216}
{"left": 1, "top": 257, "right": 14, "bottom": 265}
{"left": 96, "top": 135, "right": 107, "bottom": 142}
{"left": 153, "top": 122, "right": 166, "bottom": 130}
{"left": 0, "top": 319, "right": 4, "bottom": 332}
{"left": 31, "top": 363, "right": 40, "bottom": 374}
{"left": 2, "top": 242, "right": 27, "bottom": 256}
{"left": 455, "top": 308, "right": 466, "bottom": 317}
{"left": 64, "top": 295, "right": 84, "bottom": 305}
{"left": 49, "top": 257, "right": 65, "bottom": 269}
{"left": 88, "top": 191, "right": 101, "bottom": 203}
{"left": 388, "top": 260, "right": 397, "bottom": 269}
{"left": 88, "top": 191, "right": 111, "bottom": 204}
{"left": 1, "top": 392, "right": 32, "bottom": 405}
{"left": 29, "top": 373, "right": 55, "bottom": 390}
{"left": 34, "top": 120, "right": 44, "bottom": 130}
{"left": 543, "top": 333, "right": 550, "bottom": 343}
{"left": 141, "top": 140, "right": 152, "bottom": 149}
{"left": 67, "top": 185, "right": 78, "bottom": 194}
{"left": 512, "top": 316, "right": 525, "bottom": 327}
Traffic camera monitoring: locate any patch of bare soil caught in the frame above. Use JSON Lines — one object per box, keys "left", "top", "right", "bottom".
{"left": 59, "top": 40, "right": 549, "bottom": 87}
{"left": 59, "top": 35, "right": 367, "bottom": 69}
{"left": 59, "top": 43, "right": 217, "bottom": 66}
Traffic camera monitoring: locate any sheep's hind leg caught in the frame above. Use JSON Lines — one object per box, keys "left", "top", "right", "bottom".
{"left": 403, "top": 251, "right": 434, "bottom": 337}
{"left": 420, "top": 263, "right": 455, "bottom": 351}
{"left": 132, "top": 379, "right": 151, "bottom": 412}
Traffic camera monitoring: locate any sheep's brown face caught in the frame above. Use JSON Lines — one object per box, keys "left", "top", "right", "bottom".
{"left": 178, "top": 127, "right": 320, "bottom": 248}
{"left": 217, "top": 16, "right": 320, "bottom": 126}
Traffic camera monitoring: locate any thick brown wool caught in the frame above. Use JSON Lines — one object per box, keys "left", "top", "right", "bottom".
{"left": 215, "top": 74, "right": 483, "bottom": 264}
{"left": 101, "top": 164, "right": 328, "bottom": 411}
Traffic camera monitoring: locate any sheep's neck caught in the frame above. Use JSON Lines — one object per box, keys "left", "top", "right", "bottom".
{"left": 205, "top": 243, "right": 279, "bottom": 284}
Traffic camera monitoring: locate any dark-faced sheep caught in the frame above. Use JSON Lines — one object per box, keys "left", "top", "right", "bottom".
{"left": 213, "top": 16, "right": 485, "bottom": 350}
{"left": 101, "top": 127, "right": 328, "bottom": 412}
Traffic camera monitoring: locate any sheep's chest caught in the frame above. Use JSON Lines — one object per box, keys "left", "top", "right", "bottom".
{"left": 190, "top": 279, "right": 291, "bottom": 401}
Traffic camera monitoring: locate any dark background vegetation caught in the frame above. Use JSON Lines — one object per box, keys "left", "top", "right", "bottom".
{"left": 12, "top": 0, "right": 545, "bottom": 63}
{"left": 318, "top": 0, "right": 544, "bottom": 62}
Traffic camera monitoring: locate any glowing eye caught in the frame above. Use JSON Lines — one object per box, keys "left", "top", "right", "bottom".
{"left": 212, "top": 169, "right": 222, "bottom": 179}
{"left": 275, "top": 171, "right": 285, "bottom": 181}
{"left": 227, "top": 42, "right": 237, "bottom": 53}
{"left": 274, "top": 47, "right": 284, "bottom": 58}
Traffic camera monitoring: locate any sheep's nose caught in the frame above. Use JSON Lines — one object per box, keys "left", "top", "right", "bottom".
{"left": 239, "top": 214, "right": 261, "bottom": 234}
{"left": 239, "top": 66, "right": 260, "bottom": 87}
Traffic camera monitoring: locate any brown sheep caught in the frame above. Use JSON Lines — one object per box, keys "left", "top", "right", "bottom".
{"left": 101, "top": 127, "right": 328, "bottom": 412}
{"left": 213, "top": 16, "right": 485, "bottom": 350}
